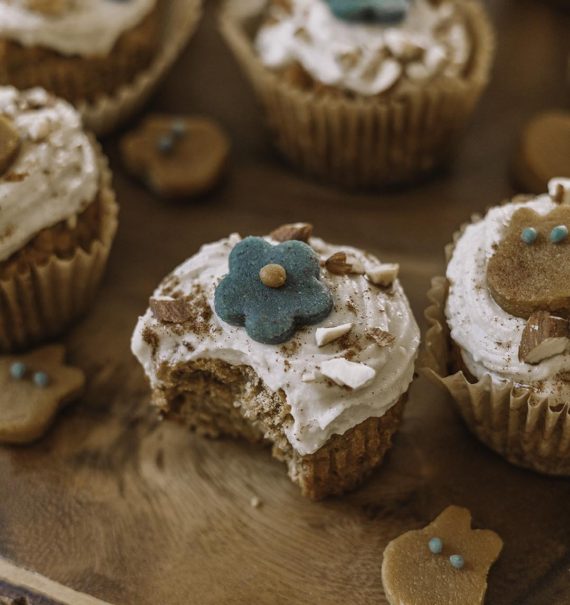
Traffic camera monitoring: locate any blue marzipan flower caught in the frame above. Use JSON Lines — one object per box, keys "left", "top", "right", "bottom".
{"left": 214, "top": 237, "right": 333, "bottom": 345}
{"left": 325, "top": 0, "right": 411, "bottom": 24}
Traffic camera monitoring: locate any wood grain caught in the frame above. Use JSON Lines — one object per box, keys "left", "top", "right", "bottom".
{"left": 0, "top": 1, "right": 569, "bottom": 604}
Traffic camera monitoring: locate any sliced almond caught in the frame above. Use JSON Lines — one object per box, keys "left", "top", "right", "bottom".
{"left": 549, "top": 178, "right": 570, "bottom": 205}
{"left": 150, "top": 296, "right": 193, "bottom": 324}
{"left": 518, "top": 311, "right": 570, "bottom": 364}
{"left": 367, "top": 328, "right": 396, "bottom": 347}
{"left": 315, "top": 323, "right": 353, "bottom": 347}
{"left": 320, "top": 359, "right": 376, "bottom": 391}
{"left": 366, "top": 263, "right": 400, "bottom": 287}
{"left": 270, "top": 222, "right": 313, "bottom": 243}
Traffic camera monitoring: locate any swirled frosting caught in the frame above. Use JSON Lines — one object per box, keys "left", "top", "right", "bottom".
{"left": 255, "top": 0, "right": 472, "bottom": 96}
{"left": 132, "top": 234, "right": 420, "bottom": 456}
{"left": 446, "top": 182, "right": 570, "bottom": 402}
{"left": 0, "top": 0, "right": 156, "bottom": 57}
{"left": 0, "top": 87, "right": 99, "bottom": 261}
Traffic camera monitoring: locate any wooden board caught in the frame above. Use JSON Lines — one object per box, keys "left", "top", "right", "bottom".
{"left": 1, "top": 1, "right": 570, "bottom": 603}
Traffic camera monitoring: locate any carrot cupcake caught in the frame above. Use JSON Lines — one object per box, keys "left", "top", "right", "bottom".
{"left": 423, "top": 178, "right": 570, "bottom": 476}
{"left": 221, "top": 0, "right": 494, "bottom": 188}
{"left": 0, "top": 0, "right": 162, "bottom": 103}
{"left": 132, "top": 224, "right": 420, "bottom": 499}
{"left": 0, "top": 86, "right": 118, "bottom": 352}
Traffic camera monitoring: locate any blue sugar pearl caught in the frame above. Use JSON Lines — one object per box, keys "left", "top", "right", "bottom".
{"left": 550, "top": 225, "right": 568, "bottom": 244}
{"left": 10, "top": 362, "right": 27, "bottom": 380}
{"left": 171, "top": 119, "right": 187, "bottom": 138}
{"left": 449, "top": 554, "right": 465, "bottom": 569}
{"left": 428, "top": 537, "right": 443, "bottom": 554}
{"left": 157, "top": 134, "right": 175, "bottom": 154}
{"left": 33, "top": 371, "right": 50, "bottom": 388}
{"left": 521, "top": 227, "right": 538, "bottom": 245}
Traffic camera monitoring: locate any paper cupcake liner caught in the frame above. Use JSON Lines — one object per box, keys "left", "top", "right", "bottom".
{"left": 0, "top": 140, "right": 119, "bottom": 353}
{"left": 285, "top": 396, "right": 406, "bottom": 500}
{"left": 220, "top": 0, "right": 495, "bottom": 188}
{"left": 421, "top": 269, "right": 570, "bottom": 476}
{"left": 78, "top": 0, "right": 202, "bottom": 136}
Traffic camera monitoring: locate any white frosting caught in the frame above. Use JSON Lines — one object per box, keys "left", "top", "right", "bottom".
{"left": 255, "top": 0, "right": 472, "bottom": 96}
{"left": 446, "top": 180, "right": 570, "bottom": 401}
{"left": 132, "top": 234, "right": 420, "bottom": 456}
{"left": 0, "top": 0, "right": 156, "bottom": 57}
{"left": 0, "top": 87, "right": 99, "bottom": 261}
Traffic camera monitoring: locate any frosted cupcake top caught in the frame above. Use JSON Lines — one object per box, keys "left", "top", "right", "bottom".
{"left": 132, "top": 227, "right": 420, "bottom": 456}
{"left": 255, "top": 0, "right": 472, "bottom": 96}
{"left": 0, "top": 0, "right": 156, "bottom": 57}
{"left": 446, "top": 179, "right": 570, "bottom": 403}
{"left": 0, "top": 87, "right": 99, "bottom": 262}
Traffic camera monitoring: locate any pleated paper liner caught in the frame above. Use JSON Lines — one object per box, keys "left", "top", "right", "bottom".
{"left": 78, "top": 0, "right": 202, "bottom": 136}
{"left": 283, "top": 396, "right": 406, "bottom": 500}
{"left": 220, "top": 0, "right": 495, "bottom": 188}
{"left": 0, "top": 140, "right": 119, "bottom": 353}
{"left": 421, "top": 272, "right": 570, "bottom": 477}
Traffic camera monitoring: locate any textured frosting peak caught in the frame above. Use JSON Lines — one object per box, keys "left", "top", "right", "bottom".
{"left": 0, "top": 86, "right": 99, "bottom": 261}
{"left": 132, "top": 234, "right": 420, "bottom": 455}
{"left": 0, "top": 0, "right": 156, "bottom": 57}
{"left": 255, "top": 0, "right": 472, "bottom": 96}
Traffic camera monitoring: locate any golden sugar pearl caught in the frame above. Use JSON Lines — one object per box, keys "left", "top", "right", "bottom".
{"left": 259, "top": 264, "right": 287, "bottom": 288}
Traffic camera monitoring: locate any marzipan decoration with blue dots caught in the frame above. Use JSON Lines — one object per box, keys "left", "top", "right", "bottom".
{"left": 487, "top": 205, "right": 570, "bottom": 321}
{"left": 214, "top": 236, "right": 333, "bottom": 344}
{"left": 325, "top": 0, "right": 411, "bottom": 24}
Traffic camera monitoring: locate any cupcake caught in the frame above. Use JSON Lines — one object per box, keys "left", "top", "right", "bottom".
{"left": 0, "top": 0, "right": 163, "bottom": 104}
{"left": 220, "top": 0, "right": 494, "bottom": 188}
{"left": 423, "top": 178, "right": 570, "bottom": 476}
{"left": 0, "top": 86, "right": 118, "bottom": 352}
{"left": 132, "top": 223, "right": 420, "bottom": 499}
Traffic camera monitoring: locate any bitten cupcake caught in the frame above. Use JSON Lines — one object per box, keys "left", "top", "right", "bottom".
{"left": 0, "top": 86, "right": 118, "bottom": 352}
{"left": 221, "top": 0, "right": 494, "bottom": 188}
{"left": 0, "top": 0, "right": 162, "bottom": 104}
{"left": 132, "top": 223, "right": 420, "bottom": 499}
{"left": 423, "top": 178, "right": 570, "bottom": 476}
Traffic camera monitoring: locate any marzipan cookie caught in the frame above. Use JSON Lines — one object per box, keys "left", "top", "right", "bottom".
{"left": 0, "top": 345, "right": 85, "bottom": 444}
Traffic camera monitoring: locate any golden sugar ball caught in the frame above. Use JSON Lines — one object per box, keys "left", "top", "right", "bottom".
{"left": 259, "top": 264, "right": 287, "bottom": 288}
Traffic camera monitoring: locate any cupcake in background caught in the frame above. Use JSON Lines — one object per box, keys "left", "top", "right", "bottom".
{"left": 0, "top": 86, "right": 118, "bottom": 352}
{"left": 423, "top": 178, "right": 570, "bottom": 476}
{"left": 132, "top": 224, "right": 420, "bottom": 499}
{"left": 0, "top": 0, "right": 162, "bottom": 104}
{"left": 221, "top": 0, "right": 494, "bottom": 188}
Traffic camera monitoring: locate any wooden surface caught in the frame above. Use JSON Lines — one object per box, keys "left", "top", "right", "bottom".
{"left": 1, "top": 1, "right": 570, "bottom": 603}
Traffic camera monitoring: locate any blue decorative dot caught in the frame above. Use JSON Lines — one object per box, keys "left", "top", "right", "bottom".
{"left": 428, "top": 537, "right": 443, "bottom": 554}
{"left": 157, "top": 134, "right": 175, "bottom": 154}
{"left": 521, "top": 227, "right": 538, "bottom": 245}
{"left": 449, "top": 554, "right": 465, "bottom": 569}
{"left": 10, "top": 361, "right": 27, "bottom": 380}
{"left": 171, "top": 119, "right": 187, "bottom": 138}
{"left": 33, "top": 371, "right": 50, "bottom": 388}
{"left": 550, "top": 225, "right": 568, "bottom": 244}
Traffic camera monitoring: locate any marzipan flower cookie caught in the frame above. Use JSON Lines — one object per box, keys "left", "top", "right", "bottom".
{"left": 132, "top": 223, "right": 420, "bottom": 499}
{"left": 423, "top": 178, "right": 570, "bottom": 476}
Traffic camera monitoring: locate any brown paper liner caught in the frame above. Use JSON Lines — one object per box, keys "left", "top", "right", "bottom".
{"left": 0, "top": 140, "right": 118, "bottom": 352}
{"left": 79, "top": 0, "right": 203, "bottom": 136}
{"left": 220, "top": 0, "right": 495, "bottom": 188}
{"left": 421, "top": 271, "right": 570, "bottom": 476}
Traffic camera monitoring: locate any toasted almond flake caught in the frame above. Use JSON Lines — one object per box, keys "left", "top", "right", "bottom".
{"left": 324, "top": 251, "right": 365, "bottom": 275}
{"left": 320, "top": 359, "right": 376, "bottom": 391}
{"left": 549, "top": 178, "right": 570, "bottom": 205}
{"left": 150, "top": 296, "right": 193, "bottom": 324}
{"left": 366, "top": 263, "right": 400, "bottom": 287}
{"left": 367, "top": 328, "right": 396, "bottom": 347}
{"left": 315, "top": 323, "right": 353, "bottom": 347}
{"left": 270, "top": 222, "right": 313, "bottom": 243}
{"left": 519, "top": 311, "right": 570, "bottom": 364}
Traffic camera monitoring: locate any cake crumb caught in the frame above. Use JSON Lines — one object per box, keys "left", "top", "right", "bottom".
{"left": 250, "top": 496, "right": 262, "bottom": 508}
